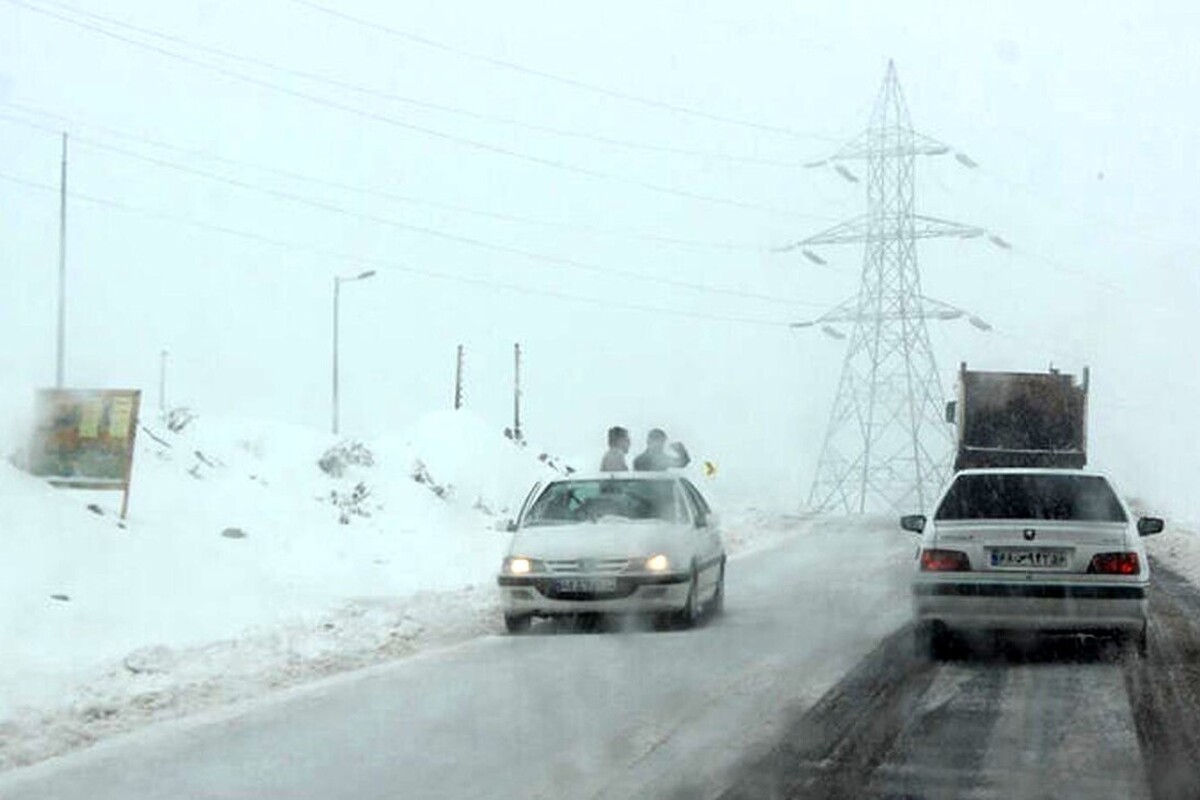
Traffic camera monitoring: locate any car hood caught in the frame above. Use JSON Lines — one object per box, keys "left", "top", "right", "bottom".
{"left": 509, "top": 520, "right": 686, "bottom": 561}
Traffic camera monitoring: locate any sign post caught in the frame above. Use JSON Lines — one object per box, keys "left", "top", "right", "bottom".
{"left": 28, "top": 389, "right": 142, "bottom": 519}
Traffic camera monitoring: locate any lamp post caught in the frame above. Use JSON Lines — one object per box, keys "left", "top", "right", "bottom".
{"left": 332, "top": 270, "right": 376, "bottom": 435}
{"left": 159, "top": 349, "right": 168, "bottom": 414}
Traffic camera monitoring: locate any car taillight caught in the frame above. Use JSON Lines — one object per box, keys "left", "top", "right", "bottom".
{"left": 1088, "top": 552, "right": 1140, "bottom": 575}
{"left": 920, "top": 549, "right": 971, "bottom": 572}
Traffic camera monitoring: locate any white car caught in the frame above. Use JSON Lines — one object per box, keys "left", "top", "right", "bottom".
{"left": 497, "top": 472, "right": 726, "bottom": 633}
{"left": 902, "top": 468, "right": 1163, "bottom": 657}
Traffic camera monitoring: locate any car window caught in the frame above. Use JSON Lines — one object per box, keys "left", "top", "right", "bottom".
{"left": 514, "top": 481, "right": 542, "bottom": 525}
{"left": 523, "top": 479, "right": 683, "bottom": 526}
{"left": 934, "top": 474, "right": 1128, "bottom": 523}
{"left": 681, "top": 480, "right": 711, "bottom": 524}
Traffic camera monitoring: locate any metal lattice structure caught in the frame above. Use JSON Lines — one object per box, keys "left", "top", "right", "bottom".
{"left": 784, "top": 62, "right": 988, "bottom": 514}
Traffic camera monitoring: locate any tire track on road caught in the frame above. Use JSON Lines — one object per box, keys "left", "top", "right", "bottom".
{"left": 714, "top": 604, "right": 1178, "bottom": 798}
{"left": 713, "top": 625, "right": 940, "bottom": 799}
{"left": 1125, "top": 561, "right": 1200, "bottom": 800}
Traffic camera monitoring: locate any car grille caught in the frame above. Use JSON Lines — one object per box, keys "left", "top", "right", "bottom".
{"left": 543, "top": 558, "right": 631, "bottom": 575}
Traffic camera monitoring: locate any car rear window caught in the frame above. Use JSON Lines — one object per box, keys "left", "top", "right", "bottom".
{"left": 523, "top": 479, "right": 680, "bottom": 526}
{"left": 935, "top": 473, "right": 1128, "bottom": 522}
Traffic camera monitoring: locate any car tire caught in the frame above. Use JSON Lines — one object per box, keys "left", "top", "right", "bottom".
{"left": 916, "top": 621, "right": 952, "bottom": 661}
{"left": 709, "top": 562, "right": 726, "bottom": 618}
{"left": 504, "top": 613, "right": 532, "bottom": 634}
{"left": 667, "top": 569, "right": 701, "bottom": 630}
{"left": 1122, "top": 624, "right": 1148, "bottom": 658}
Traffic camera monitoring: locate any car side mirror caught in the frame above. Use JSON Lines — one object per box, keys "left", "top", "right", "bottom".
{"left": 694, "top": 516, "right": 708, "bottom": 529}
{"left": 900, "top": 514, "right": 926, "bottom": 534}
{"left": 1137, "top": 517, "right": 1165, "bottom": 537}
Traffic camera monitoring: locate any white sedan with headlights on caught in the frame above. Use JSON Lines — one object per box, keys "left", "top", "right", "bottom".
{"left": 902, "top": 468, "right": 1163, "bottom": 657}
{"left": 497, "top": 473, "right": 726, "bottom": 633}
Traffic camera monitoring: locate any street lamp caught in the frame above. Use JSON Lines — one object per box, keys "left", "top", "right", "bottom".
{"left": 331, "top": 270, "right": 376, "bottom": 435}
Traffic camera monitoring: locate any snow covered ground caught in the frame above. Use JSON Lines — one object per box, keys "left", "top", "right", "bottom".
{"left": 0, "top": 409, "right": 811, "bottom": 771}
{"left": 1146, "top": 520, "right": 1200, "bottom": 584}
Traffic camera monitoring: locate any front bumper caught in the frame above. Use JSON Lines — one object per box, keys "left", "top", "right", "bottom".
{"left": 913, "top": 580, "right": 1148, "bottom": 633}
{"left": 498, "top": 572, "right": 691, "bottom": 616}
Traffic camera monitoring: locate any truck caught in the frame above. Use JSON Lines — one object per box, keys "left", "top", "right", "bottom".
{"left": 946, "top": 363, "right": 1089, "bottom": 471}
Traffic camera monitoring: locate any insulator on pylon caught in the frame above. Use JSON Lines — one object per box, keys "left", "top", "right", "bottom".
{"left": 821, "top": 325, "right": 847, "bottom": 340}
{"left": 804, "top": 159, "right": 828, "bottom": 168}
{"left": 968, "top": 316, "right": 993, "bottom": 331}
{"left": 834, "top": 164, "right": 860, "bottom": 183}
{"left": 802, "top": 249, "right": 827, "bottom": 265}
{"left": 955, "top": 152, "right": 979, "bottom": 168}
{"left": 988, "top": 234, "right": 1012, "bottom": 249}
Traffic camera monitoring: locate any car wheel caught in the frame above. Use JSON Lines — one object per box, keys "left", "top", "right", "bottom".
{"left": 504, "top": 613, "right": 531, "bottom": 634}
{"left": 916, "top": 621, "right": 952, "bottom": 661}
{"left": 655, "top": 569, "right": 701, "bottom": 631}
{"left": 675, "top": 568, "right": 702, "bottom": 629}
{"left": 1121, "top": 624, "right": 1148, "bottom": 658}
{"left": 708, "top": 561, "right": 726, "bottom": 617}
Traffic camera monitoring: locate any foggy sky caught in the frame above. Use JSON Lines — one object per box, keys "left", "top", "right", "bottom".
{"left": 1, "top": 1, "right": 1197, "bottom": 514}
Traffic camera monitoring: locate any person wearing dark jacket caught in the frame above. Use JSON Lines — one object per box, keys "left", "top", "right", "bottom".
{"left": 633, "top": 428, "right": 690, "bottom": 471}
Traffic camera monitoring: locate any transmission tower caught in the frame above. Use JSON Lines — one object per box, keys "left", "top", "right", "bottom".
{"left": 782, "top": 61, "right": 994, "bottom": 514}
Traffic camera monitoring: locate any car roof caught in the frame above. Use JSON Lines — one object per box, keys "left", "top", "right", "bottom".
{"left": 548, "top": 471, "right": 685, "bottom": 483}
{"left": 952, "top": 468, "right": 1110, "bottom": 478}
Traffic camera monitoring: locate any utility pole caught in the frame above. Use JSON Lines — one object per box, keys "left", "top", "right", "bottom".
{"left": 331, "top": 270, "right": 375, "bottom": 435}
{"left": 454, "top": 344, "right": 464, "bottom": 410}
{"left": 332, "top": 278, "right": 340, "bottom": 434}
{"left": 56, "top": 132, "right": 67, "bottom": 388}
{"left": 512, "top": 342, "right": 523, "bottom": 443}
{"left": 158, "top": 349, "right": 168, "bottom": 414}
{"left": 784, "top": 61, "right": 994, "bottom": 514}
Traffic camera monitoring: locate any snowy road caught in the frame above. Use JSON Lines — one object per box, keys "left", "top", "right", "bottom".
{"left": 0, "top": 518, "right": 910, "bottom": 800}
{"left": 717, "top": 562, "right": 1200, "bottom": 800}
{"left": 5, "top": 526, "right": 1200, "bottom": 799}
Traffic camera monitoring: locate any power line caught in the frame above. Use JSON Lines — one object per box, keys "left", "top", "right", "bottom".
{"left": 2, "top": 102, "right": 778, "bottom": 254}
{"left": 289, "top": 0, "right": 840, "bottom": 144}
{"left": 5, "top": 0, "right": 834, "bottom": 221}
{"left": 0, "top": 113, "right": 826, "bottom": 309}
{"left": 0, "top": 171, "right": 799, "bottom": 328}
{"left": 24, "top": 0, "right": 825, "bottom": 170}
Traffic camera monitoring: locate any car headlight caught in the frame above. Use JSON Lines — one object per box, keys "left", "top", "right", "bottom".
{"left": 644, "top": 553, "right": 670, "bottom": 572}
{"left": 504, "top": 556, "right": 535, "bottom": 575}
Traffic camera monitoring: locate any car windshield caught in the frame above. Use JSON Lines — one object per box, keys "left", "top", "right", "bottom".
{"left": 935, "top": 473, "right": 1128, "bottom": 522}
{"left": 523, "top": 479, "right": 680, "bottom": 526}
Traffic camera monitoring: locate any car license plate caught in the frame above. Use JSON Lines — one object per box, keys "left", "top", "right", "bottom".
{"left": 555, "top": 577, "right": 617, "bottom": 594}
{"left": 989, "top": 549, "right": 1069, "bottom": 569}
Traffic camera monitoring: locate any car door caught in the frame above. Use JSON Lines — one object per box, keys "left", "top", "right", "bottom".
{"left": 681, "top": 479, "right": 723, "bottom": 595}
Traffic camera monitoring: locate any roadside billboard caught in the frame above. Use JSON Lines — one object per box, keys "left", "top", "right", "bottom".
{"left": 27, "top": 388, "right": 141, "bottom": 518}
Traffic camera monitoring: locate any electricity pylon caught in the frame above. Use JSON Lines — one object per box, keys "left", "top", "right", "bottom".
{"left": 782, "top": 61, "right": 992, "bottom": 514}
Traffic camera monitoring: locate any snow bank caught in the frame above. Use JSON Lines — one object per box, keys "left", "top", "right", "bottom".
{"left": 1146, "top": 521, "right": 1200, "bottom": 586}
{"left": 0, "top": 408, "right": 568, "bottom": 763}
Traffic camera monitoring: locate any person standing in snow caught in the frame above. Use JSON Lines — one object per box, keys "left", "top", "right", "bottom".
{"left": 633, "top": 428, "right": 690, "bottom": 471}
{"left": 601, "top": 426, "right": 631, "bottom": 471}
